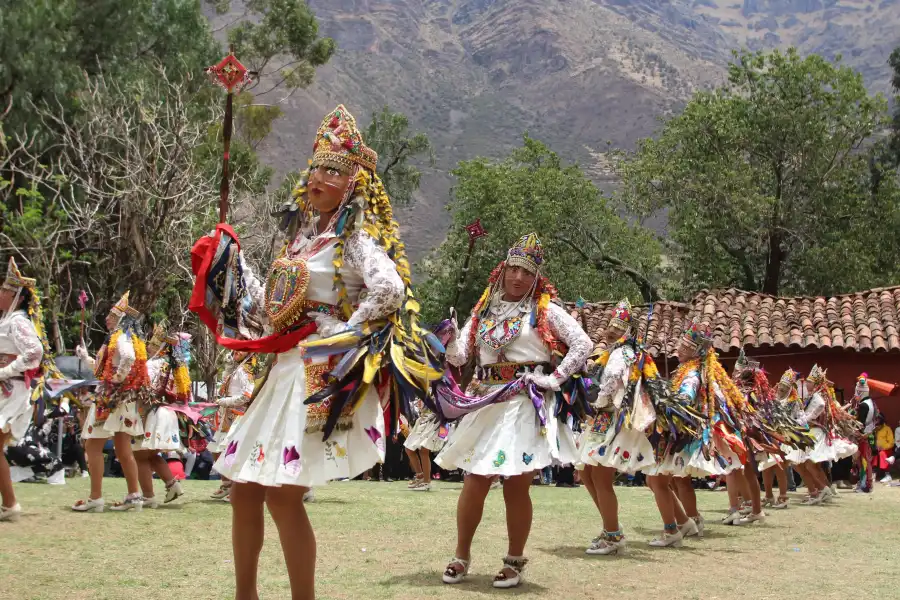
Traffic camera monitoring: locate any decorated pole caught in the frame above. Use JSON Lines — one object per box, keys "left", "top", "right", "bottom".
{"left": 205, "top": 46, "right": 253, "bottom": 224}
{"left": 452, "top": 218, "right": 487, "bottom": 310}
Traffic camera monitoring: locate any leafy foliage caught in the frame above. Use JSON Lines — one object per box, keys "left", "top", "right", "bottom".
{"left": 363, "top": 107, "right": 435, "bottom": 207}
{"left": 620, "top": 48, "right": 900, "bottom": 297}
{"left": 417, "top": 136, "right": 662, "bottom": 324}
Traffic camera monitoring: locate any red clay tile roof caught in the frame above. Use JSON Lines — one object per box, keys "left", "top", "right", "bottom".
{"left": 567, "top": 286, "right": 900, "bottom": 357}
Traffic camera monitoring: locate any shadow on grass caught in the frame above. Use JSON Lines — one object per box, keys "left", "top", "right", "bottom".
{"left": 629, "top": 525, "right": 740, "bottom": 542}
{"left": 536, "top": 544, "right": 661, "bottom": 563}
{"left": 380, "top": 570, "right": 548, "bottom": 594}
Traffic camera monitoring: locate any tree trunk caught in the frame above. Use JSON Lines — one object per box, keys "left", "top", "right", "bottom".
{"left": 50, "top": 301, "right": 66, "bottom": 355}
{"left": 763, "top": 232, "right": 783, "bottom": 295}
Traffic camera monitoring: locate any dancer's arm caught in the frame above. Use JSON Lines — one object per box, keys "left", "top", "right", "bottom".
{"left": 0, "top": 314, "right": 42, "bottom": 380}
{"left": 342, "top": 230, "right": 405, "bottom": 327}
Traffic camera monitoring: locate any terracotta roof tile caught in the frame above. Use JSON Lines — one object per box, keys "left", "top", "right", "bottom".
{"left": 567, "top": 285, "right": 900, "bottom": 357}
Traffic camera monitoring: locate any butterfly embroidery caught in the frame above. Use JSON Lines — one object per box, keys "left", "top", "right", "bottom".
{"left": 493, "top": 450, "right": 507, "bottom": 468}
{"left": 522, "top": 453, "right": 533, "bottom": 466}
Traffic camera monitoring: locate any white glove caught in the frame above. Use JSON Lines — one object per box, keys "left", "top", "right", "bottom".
{"left": 307, "top": 311, "right": 351, "bottom": 338}
{"left": 217, "top": 395, "right": 245, "bottom": 408}
{"left": 527, "top": 366, "right": 561, "bottom": 391}
{"left": 75, "top": 344, "right": 89, "bottom": 360}
{"left": 0, "top": 364, "right": 15, "bottom": 380}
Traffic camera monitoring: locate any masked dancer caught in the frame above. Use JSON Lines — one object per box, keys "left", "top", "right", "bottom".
{"left": 436, "top": 233, "right": 592, "bottom": 589}
{"left": 0, "top": 258, "right": 44, "bottom": 521}
{"left": 74, "top": 292, "right": 148, "bottom": 512}
{"left": 190, "top": 105, "right": 440, "bottom": 600}
{"left": 131, "top": 321, "right": 191, "bottom": 507}
{"left": 209, "top": 351, "right": 255, "bottom": 501}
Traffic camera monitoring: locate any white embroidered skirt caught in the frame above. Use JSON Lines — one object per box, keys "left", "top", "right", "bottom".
{"left": 132, "top": 406, "right": 181, "bottom": 451}
{"left": 807, "top": 426, "right": 858, "bottom": 463}
{"left": 435, "top": 393, "right": 577, "bottom": 477}
{"left": 577, "top": 411, "right": 656, "bottom": 474}
{"left": 0, "top": 380, "right": 32, "bottom": 446}
{"left": 82, "top": 402, "right": 144, "bottom": 439}
{"left": 213, "top": 346, "right": 384, "bottom": 488}
{"left": 404, "top": 413, "right": 451, "bottom": 453}
{"left": 208, "top": 413, "right": 243, "bottom": 454}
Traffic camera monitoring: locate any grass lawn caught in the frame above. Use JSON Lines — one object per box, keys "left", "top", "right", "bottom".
{"left": 2, "top": 478, "right": 898, "bottom": 600}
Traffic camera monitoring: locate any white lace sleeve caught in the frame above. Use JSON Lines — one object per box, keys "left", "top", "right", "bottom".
{"left": 597, "top": 345, "right": 636, "bottom": 404}
{"left": 237, "top": 252, "right": 267, "bottom": 338}
{"left": 113, "top": 332, "right": 136, "bottom": 384}
{"left": 342, "top": 230, "right": 405, "bottom": 327}
{"left": 546, "top": 302, "right": 591, "bottom": 381}
{"left": 231, "top": 367, "right": 254, "bottom": 402}
{"left": 146, "top": 358, "right": 163, "bottom": 390}
{"left": 0, "top": 314, "right": 43, "bottom": 379}
{"left": 445, "top": 317, "right": 473, "bottom": 367}
{"left": 804, "top": 393, "right": 826, "bottom": 422}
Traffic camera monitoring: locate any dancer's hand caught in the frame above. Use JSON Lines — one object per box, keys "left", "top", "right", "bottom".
{"left": 75, "top": 344, "right": 89, "bottom": 360}
{"left": 307, "top": 311, "right": 351, "bottom": 338}
{"left": 528, "top": 366, "right": 561, "bottom": 391}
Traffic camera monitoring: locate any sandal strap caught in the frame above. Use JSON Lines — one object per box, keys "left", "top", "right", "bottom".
{"left": 444, "top": 557, "right": 469, "bottom": 576}
{"left": 501, "top": 556, "right": 528, "bottom": 573}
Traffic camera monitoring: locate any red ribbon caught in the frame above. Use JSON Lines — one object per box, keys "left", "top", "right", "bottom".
{"left": 189, "top": 224, "right": 318, "bottom": 354}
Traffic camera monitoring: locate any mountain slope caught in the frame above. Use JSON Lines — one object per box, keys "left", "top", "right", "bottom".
{"left": 214, "top": 0, "right": 900, "bottom": 257}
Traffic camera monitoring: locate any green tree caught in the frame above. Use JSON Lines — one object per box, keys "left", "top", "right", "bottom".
{"left": 417, "top": 136, "right": 662, "bottom": 324}
{"left": 363, "top": 106, "right": 435, "bottom": 206}
{"left": 620, "top": 48, "right": 900, "bottom": 297}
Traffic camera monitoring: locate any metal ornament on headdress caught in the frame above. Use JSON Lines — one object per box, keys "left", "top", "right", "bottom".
{"left": 505, "top": 232, "right": 544, "bottom": 275}
{"left": 681, "top": 318, "right": 712, "bottom": 351}
{"left": 148, "top": 319, "right": 170, "bottom": 351}
{"left": 1, "top": 257, "right": 36, "bottom": 293}
{"left": 109, "top": 291, "right": 140, "bottom": 320}
{"left": 778, "top": 368, "right": 798, "bottom": 389}
{"left": 311, "top": 105, "right": 378, "bottom": 173}
{"left": 807, "top": 363, "right": 827, "bottom": 386}
{"left": 609, "top": 297, "right": 632, "bottom": 331}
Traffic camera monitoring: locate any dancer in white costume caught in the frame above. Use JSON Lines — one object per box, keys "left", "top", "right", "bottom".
{"left": 74, "top": 292, "right": 147, "bottom": 512}
{"left": 131, "top": 321, "right": 189, "bottom": 508}
{"left": 404, "top": 400, "right": 451, "bottom": 491}
{"left": 191, "top": 105, "right": 440, "bottom": 600}
{"left": 761, "top": 369, "right": 814, "bottom": 509}
{"left": 0, "top": 258, "right": 43, "bottom": 522}
{"left": 437, "top": 233, "right": 591, "bottom": 589}
{"left": 794, "top": 365, "right": 858, "bottom": 505}
{"left": 209, "top": 351, "right": 255, "bottom": 500}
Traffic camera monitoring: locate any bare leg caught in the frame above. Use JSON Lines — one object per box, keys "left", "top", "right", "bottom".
{"left": 417, "top": 449, "right": 432, "bottom": 483}
{"left": 113, "top": 432, "right": 140, "bottom": 496}
{"left": 501, "top": 472, "right": 534, "bottom": 578}
{"left": 588, "top": 465, "right": 620, "bottom": 532}
{"left": 647, "top": 475, "right": 676, "bottom": 526}
{"left": 742, "top": 463, "right": 762, "bottom": 513}
{"left": 231, "top": 482, "right": 266, "bottom": 600}
{"left": 453, "top": 474, "right": 492, "bottom": 561}
{"left": 775, "top": 464, "right": 789, "bottom": 498}
{"left": 405, "top": 448, "right": 422, "bottom": 479}
{"left": 673, "top": 477, "right": 700, "bottom": 519}
{"left": 84, "top": 438, "right": 106, "bottom": 499}
{"left": 0, "top": 431, "right": 16, "bottom": 508}
{"left": 148, "top": 453, "right": 175, "bottom": 484}
{"left": 266, "top": 485, "right": 316, "bottom": 600}
{"left": 580, "top": 465, "right": 602, "bottom": 512}
{"left": 133, "top": 451, "right": 156, "bottom": 498}
{"left": 725, "top": 472, "right": 743, "bottom": 510}
{"left": 762, "top": 467, "right": 776, "bottom": 500}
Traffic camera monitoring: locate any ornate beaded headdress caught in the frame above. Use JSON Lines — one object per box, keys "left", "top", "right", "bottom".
{"left": 681, "top": 318, "right": 712, "bottom": 350}
{"left": 1, "top": 257, "right": 36, "bottom": 292}
{"left": 609, "top": 297, "right": 632, "bottom": 331}
{"left": 506, "top": 233, "right": 543, "bottom": 274}
{"left": 778, "top": 368, "right": 798, "bottom": 389}
{"left": 148, "top": 320, "right": 169, "bottom": 350}
{"left": 311, "top": 105, "right": 377, "bottom": 173}
{"left": 807, "top": 363, "right": 827, "bottom": 386}
{"left": 110, "top": 291, "right": 141, "bottom": 320}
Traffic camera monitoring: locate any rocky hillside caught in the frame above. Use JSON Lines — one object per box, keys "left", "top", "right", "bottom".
{"left": 212, "top": 1, "right": 900, "bottom": 257}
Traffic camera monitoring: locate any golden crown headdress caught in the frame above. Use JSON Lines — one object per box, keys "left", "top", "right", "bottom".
{"left": 778, "top": 368, "right": 798, "bottom": 389}
{"left": 311, "top": 105, "right": 377, "bottom": 173}
{"left": 2, "top": 257, "right": 36, "bottom": 292}
{"left": 807, "top": 363, "right": 828, "bottom": 386}
{"left": 148, "top": 319, "right": 172, "bottom": 350}
{"left": 110, "top": 291, "right": 141, "bottom": 320}
{"left": 506, "top": 233, "right": 544, "bottom": 274}
{"left": 609, "top": 297, "right": 632, "bottom": 331}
